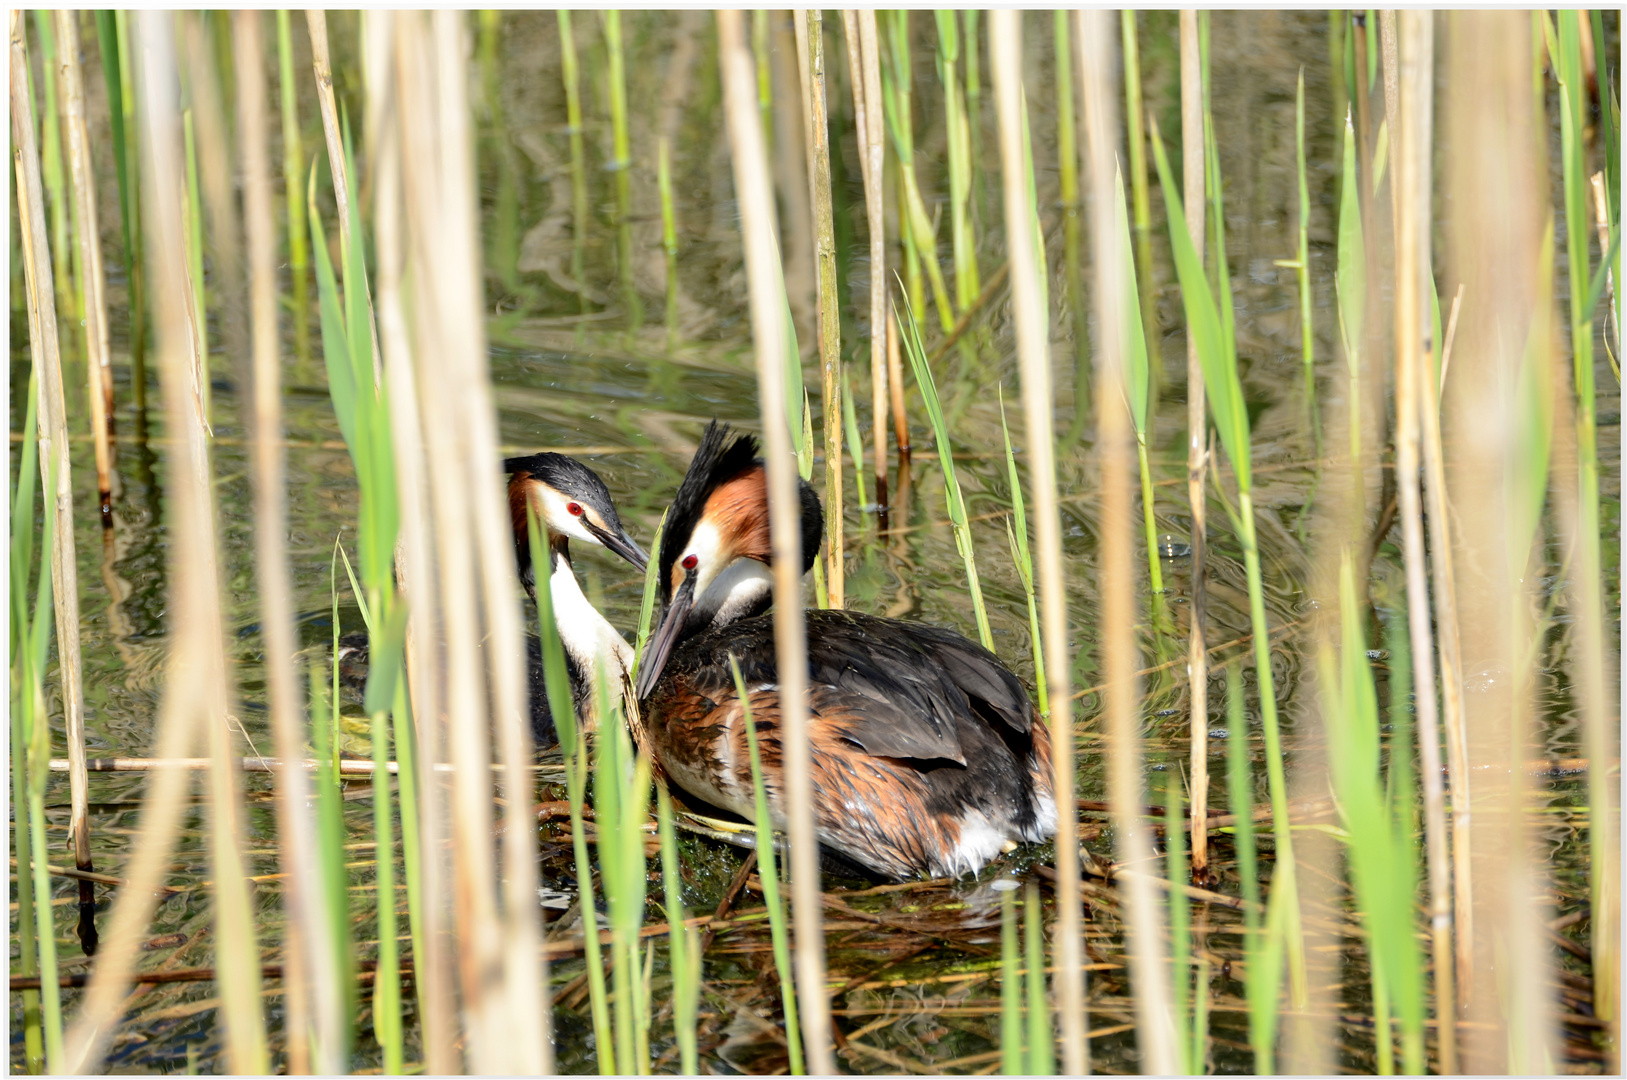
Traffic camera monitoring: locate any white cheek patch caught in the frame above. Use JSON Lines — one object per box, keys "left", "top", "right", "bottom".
{"left": 536, "top": 485, "right": 598, "bottom": 545}
{"left": 681, "top": 519, "right": 727, "bottom": 596}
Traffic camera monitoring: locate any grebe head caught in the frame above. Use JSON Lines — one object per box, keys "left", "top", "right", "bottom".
{"left": 635, "top": 421, "right": 821, "bottom": 699}
{"left": 506, "top": 453, "right": 648, "bottom": 591}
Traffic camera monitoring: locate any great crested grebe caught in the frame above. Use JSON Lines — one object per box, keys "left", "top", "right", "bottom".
{"left": 505, "top": 453, "right": 647, "bottom": 744}
{"left": 633, "top": 422, "right": 1058, "bottom": 880}
{"left": 340, "top": 454, "right": 646, "bottom": 747}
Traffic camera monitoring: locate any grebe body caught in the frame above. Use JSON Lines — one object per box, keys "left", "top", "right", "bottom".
{"left": 636, "top": 423, "right": 1057, "bottom": 880}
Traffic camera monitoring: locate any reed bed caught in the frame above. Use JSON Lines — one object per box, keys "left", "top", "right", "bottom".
{"left": 8, "top": 10, "right": 1619, "bottom": 1077}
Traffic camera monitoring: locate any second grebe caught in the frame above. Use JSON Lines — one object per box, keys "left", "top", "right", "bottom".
{"left": 505, "top": 453, "right": 647, "bottom": 743}
{"left": 633, "top": 422, "right": 1058, "bottom": 880}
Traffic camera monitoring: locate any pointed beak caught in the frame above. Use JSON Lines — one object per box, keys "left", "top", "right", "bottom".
{"left": 585, "top": 520, "right": 648, "bottom": 572}
{"left": 635, "top": 574, "right": 694, "bottom": 700}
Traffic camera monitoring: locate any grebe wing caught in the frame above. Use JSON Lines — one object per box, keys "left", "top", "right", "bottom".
{"left": 808, "top": 610, "right": 1033, "bottom": 736}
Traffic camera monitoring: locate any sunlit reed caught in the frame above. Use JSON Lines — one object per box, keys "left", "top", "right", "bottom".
{"left": 993, "top": 11, "right": 1084, "bottom": 1072}
{"left": 1077, "top": 11, "right": 1176, "bottom": 1071}
{"left": 717, "top": 12, "right": 832, "bottom": 1072}
{"left": 236, "top": 12, "right": 321, "bottom": 1074}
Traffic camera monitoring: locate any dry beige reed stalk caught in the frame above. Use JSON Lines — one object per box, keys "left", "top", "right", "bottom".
{"left": 11, "top": 10, "right": 93, "bottom": 891}
{"left": 54, "top": 11, "right": 115, "bottom": 520}
{"left": 366, "top": 10, "right": 458, "bottom": 1071}
{"left": 990, "top": 11, "right": 1085, "bottom": 1073}
{"left": 1444, "top": 12, "right": 1556, "bottom": 1070}
{"left": 1178, "top": 9, "right": 1211, "bottom": 882}
{"left": 63, "top": 13, "right": 268, "bottom": 1073}
{"left": 391, "top": 12, "right": 549, "bottom": 1070}
{"left": 793, "top": 9, "right": 845, "bottom": 607}
{"left": 1391, "top": 12, "right": 1457, "bottom": 1071}
{"left": 234, "top": 11, "right": 335, "bottom": 1074}
{"left": 843, "top": 10, "right": 888, "bottom": 508}
{"left": 718, "top": 11, "right": 834, "bottom": 1072}
{"left": 10, "top": 10, "right": 92, "bottom": 895}
{"left": 1076, "top": 12, "right": 1177, "bottom": 1072}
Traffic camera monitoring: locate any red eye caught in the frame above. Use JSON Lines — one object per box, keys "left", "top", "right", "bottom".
{"left": 682, "top": 554, "right": 698, "bottom": 571}
{"left": 567, "top": 502, "right": 584, "bottom": 516}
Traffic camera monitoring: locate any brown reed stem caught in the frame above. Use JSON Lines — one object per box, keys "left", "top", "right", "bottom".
{"left": 1179, "top": 8, "right": 1211, "bottom": 893}
{"left": 55, "top": 11, "right": 115, "bottom": 522}
{"left": 718, "top": 12, "right": 833, "bottom": 1071}
{"left": 795, "top": 10, "right": 844, "bottom": 607}
{"left": 1392, "top": 12, "right": 1457, "bottom": 1072}
{"left": 17, "top": 14, "right": 92, "bottom": 896}
{"left": 235, "top": 14, "right": 326, "bottom": 1073}
{"left": 991, "top": 12, "right": 1085, "bottom": 1072}
{"left": 844, "top": 11, "right": 887, "bottom": 511}
{"left": 1077, "top": 12, "right": 1176, "bottom": 1070}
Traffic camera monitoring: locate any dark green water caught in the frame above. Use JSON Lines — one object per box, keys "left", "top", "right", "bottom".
{"left": 10, "top": 9, "right": 1618, "bottom": 1074}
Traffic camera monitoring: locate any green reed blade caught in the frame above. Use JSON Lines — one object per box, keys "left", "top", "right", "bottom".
{"left": 11, "top": 659, "right": 44, "bottom": 1074}
{"left": 528, "top": 509, "right": 614, "bottom": 1068}
{"left": 1556, "top": 15, "right": 1617, "bottom": 1029}
{"left": 1382, "top": 608, "right": 1416, "bottom": 845}
{"left": 1054, "top": 10, "right": 1087, "bottom": 431}
{"left": 657, "top": 786, "right": 700, "bottom": 1075}
{"left": 999, "top": 884, "right": 1022, "bottom": 1075}
{"left": 11, "top": 370, "right": 40, "bottom": 623}
{"left": 12, "top": 403, "right": 51, "bottom": 1073}
{"left": 558, "top": 11, "right": 590, "bottom": 317}
{"left": 1165, "top": 774, "right": 1193, "bottom": 1074}
{"left": 368, "top": 691, "right": 403, "bottom": 1072}
{"left": 659, "top": 136, "right": 680, "bottom": 341}
{"left": 1122, "top": 12, "right": 1158, "bottom": 373}
{"left": 842, "top": 368, "right": 868, "bottom": 509}
{"left": 182, "top": 109, "right": 210, "bottom": 424}
{"left": 1114, "top": 166, "right": 1164, "bottom": 597}
{"left": 593, "top": 667, "right": 653, "bottom": 1076}
{"left": 95, "top": 12, "right": 134, "bottom": 272}
{"left": 1153, "top": 105, "right": 1305, "bottom": 1008}
{"left": 882, "top": 11, "right": 955, "bottom": 334}
{"left": 962, "top": 11, "right": 984, "bottom": 216}
{"left": 276, "top": 11, "right": 310, "bottom": 364}
{"left": 1022, "top": 881, "right": 1053, "bottom": 1076}
{"left": 17, "top": 455, "right": 64, "bottom": 1070}
{"left": 1326, "top": 555, "right": 1425, "bottom": 1073}
{"left": 729, "top": 655, "right": 805, "bottom": 1075}
{"left": 998, "top": 391, "right": 1046, "bottom": 713}
{"left": 936, "top": 11, "right": 979, "bottom": 311}
{"left": 1148, "top": 119, "right": 1249, "bottom": 492}
{"left": 602, "top": 11, "right": 641, "bottom": 329}
{"left": 1336, "top": 110, "right": 1366, "bottom": 466}
{"left": 634, "top": 510, "right": 666, "bottom": 674}
{"left": 897, "top": 296, "right": 994, "bottom": 650}
{"left": 309, "top": 660, "right": 355, "bottom": 1066}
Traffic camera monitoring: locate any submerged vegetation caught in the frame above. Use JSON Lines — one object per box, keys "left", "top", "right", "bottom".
{"left": 9, "top": 9, "right": 1622, "bottom": 1076}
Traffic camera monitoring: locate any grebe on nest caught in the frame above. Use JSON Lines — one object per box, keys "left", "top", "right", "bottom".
{"left": 633, "top": 422, "right": 1057, "bottom": 880}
